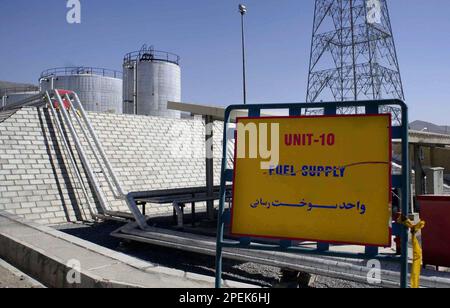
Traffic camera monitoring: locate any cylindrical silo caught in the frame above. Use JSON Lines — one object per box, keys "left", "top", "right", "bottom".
{"left": 39, "top": 67, "right": 123, "bottom": 114}
{"left": 1, "top": 86, "right": 40, "bottom": 108}
{"left": 123, "top": 45, "right": 181, "bottom": 118}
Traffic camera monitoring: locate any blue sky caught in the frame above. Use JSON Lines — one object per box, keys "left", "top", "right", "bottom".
{"left": 0, "top": 0, "right": 449, "bottom": 124}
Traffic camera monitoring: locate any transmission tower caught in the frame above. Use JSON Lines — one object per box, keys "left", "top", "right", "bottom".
{"left": 306, "top": 0, "right": 404, "bottom": 118}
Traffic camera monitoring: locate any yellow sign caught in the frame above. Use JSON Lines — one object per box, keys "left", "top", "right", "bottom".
{"left": 231, "top": 115, "right": 392, "bottom": 247}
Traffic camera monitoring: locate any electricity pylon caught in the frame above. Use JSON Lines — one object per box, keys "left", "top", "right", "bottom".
{"left": 306, "top": 0, "right": 404, "bottom": 120}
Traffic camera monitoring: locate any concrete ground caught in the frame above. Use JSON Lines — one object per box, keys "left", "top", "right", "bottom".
{"left": 57, "top": 221, "right": 373, "bottom": 288}
{"left": 0, "top": 259, "right": 44, "bottom": 288}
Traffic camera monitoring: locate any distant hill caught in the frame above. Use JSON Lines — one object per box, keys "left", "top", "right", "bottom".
{"left": 410, "top": 120, "right": 450, "bottom": 135}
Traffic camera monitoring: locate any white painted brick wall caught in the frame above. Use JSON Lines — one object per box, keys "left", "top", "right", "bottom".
{"left": 0, "top": 107, "right": 226, "bottom": 225}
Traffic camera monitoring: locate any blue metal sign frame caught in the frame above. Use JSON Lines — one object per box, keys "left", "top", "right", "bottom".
{"left": 215, "top": 99, "right": 410, "bottom": 288}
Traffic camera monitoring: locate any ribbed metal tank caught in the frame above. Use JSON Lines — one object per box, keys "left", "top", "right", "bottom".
{"left": 1, "top": 86, "right": 40, "bottom": 108}
{"left": 39, "top": 67, "right": 123, "bottom": 114}
{"left": 123, "top": 45, "right": 181, "bottom": 118}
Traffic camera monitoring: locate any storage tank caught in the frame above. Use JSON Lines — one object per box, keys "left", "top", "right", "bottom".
{"left": 123, "top": 45, "right": 181, "bottom": 118}
{"left": 1, "top": 86, "right": 40, "bottom": 108}
{"left": 39, "top": 67, "right": 123, "bottom": 114}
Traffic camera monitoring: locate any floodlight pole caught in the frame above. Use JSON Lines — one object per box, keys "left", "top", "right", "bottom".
{"left": 239, "top": 4, "right": 248, "bottom": 105}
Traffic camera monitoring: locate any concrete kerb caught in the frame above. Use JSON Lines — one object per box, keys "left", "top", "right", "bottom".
{"left": 0, "top": 211, "right": 256, "bottom": 288}
{"left": 0, "top": 258, "right": 45, "bottom": 288}
{"left": 0, "top": 233, "right": 143, "bottom": 288}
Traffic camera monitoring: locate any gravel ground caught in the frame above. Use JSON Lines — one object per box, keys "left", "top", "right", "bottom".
{"left": 56, "top": 221, "right": 374, "bottom": 288}
{"left": 0, "top": 260, "right": 43, "bottom": 289}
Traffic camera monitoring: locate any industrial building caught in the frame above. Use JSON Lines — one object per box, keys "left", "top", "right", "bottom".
{"left": 1, "top": 0, "right": 450, "bottom": 290}
{"left": 39, "top": 67, "right": 123, "bottom": 114}
{"left": 123, "top": 45, "right": 182, "bottom": 119}
{"left": 2, "top": 46, "right": 182, "bottom": 119}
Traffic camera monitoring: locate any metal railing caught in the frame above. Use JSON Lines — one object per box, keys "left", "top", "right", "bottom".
{"left": 0, "top": 92, "right": 47, "bottom": 111}
{"left": 0, "top": 86, "right": 39, "bottom": 96}
{"left": 40, "top": 67, "right": 123, "bottom": 79}
{"left": 124, "top": 46, "right": 180, "bottom": 65}
{"left": 45, "top": 91, "right": 96, "bottom": 218}
{"left": 52, "top": 90, "right": 147, "bottom": 226}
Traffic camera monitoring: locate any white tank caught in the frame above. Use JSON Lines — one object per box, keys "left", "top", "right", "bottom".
{"left": 39, "top": 67, "right": 123, "bottom": 114}
{"left": 1, "top": 86, "right": 40, "bottom": 108}
{"left": 123, "top": 46, "right": 181, "bottom": 118}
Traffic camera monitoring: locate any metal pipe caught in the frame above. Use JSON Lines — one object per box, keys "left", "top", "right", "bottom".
{"left": 45, "top": 92, "right": 96, "bottom": 218}
{"left": 1, "top": 96, "right": 6, "bottom": 109}
{"left": 133, "top": 60, "right": 138, "bottom": 115}
{"left": 94, "top": 214, "right": 129, "bottom": 223}
{"left": 205, "top": 115, "right": 215, "bottom": 221}
{"left": 216, "top": 113, "right": 232, "bottom": 288}
{"left": 38, "top": 79, "right": 44, "bottom": 92}
{"left": 240, "top": 5, "right": 248, "bottom": 105}
{"left": 53, "top": 90, "right": 110, "bottom": 213}
{"left": 67, "top": 99, "right": 121, "bottom": 199}
{"left": 71, "top": 92, "right": 127, "bottom": 198}
{"left": 39, "top": 77, "right": 55, "bottom": 91}
{"left": 400, "top": 104, "right": 410, "bottom": 288}
{"left": 126, "top": 193, "right": 149, "bottom": 230}
{"left": 70, "top": 92, "right": 148, "bottom": 228}
{"left": 115, "top": 223, "right": 450, "bottom": 288}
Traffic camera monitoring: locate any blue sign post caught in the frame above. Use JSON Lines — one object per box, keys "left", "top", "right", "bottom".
{"left": 215, "top": 99, "right": 410, "bottom": 288}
